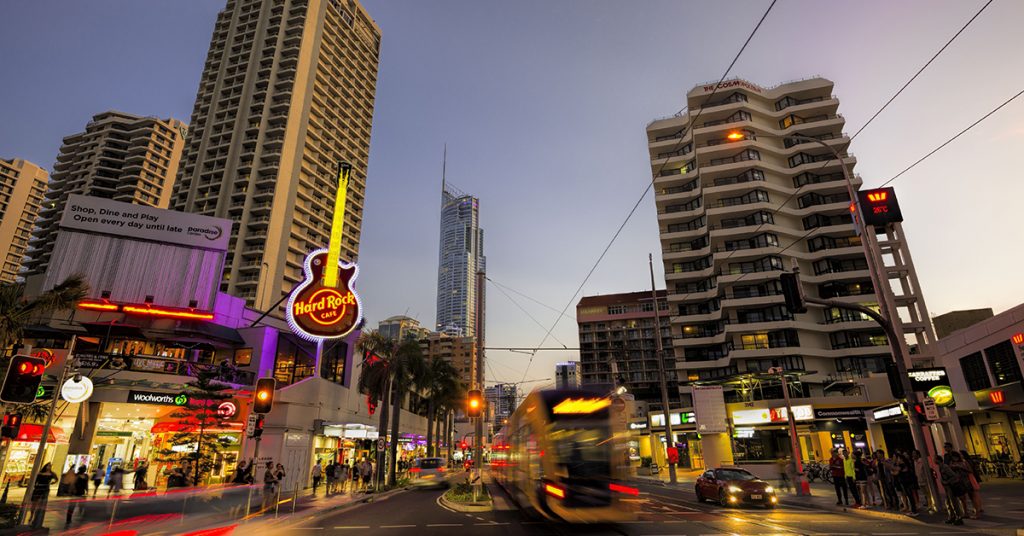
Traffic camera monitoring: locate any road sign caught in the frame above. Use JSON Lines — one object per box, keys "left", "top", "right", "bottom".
{"left": 922, "top": 397, "right": 939, "bottom": 421}
{"left": 245, "top": 414, "right": 257, "bottom": 436}
{"left": 376, "top": 438, "right": 386, "bottom": 450}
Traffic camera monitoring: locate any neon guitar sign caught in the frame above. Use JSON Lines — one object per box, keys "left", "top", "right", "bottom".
{"left": 286, "top": 162, "right": 363, "bottom": 341}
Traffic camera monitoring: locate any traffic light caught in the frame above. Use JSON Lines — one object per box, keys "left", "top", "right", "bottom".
{"left": 467, "top": 389, "right": 483, "bottom": 418}
{"left": 253, "top": 378, "right": 276, "bottom": 414}
{"left": 460, "top": 441, "right": 468, "bottom": 450}
{"left": 1, "top": 413, "right": 22, "bottom": 439}
{"left": 780, "top": 272, "right": 807, "bottom": 314}
{"left": 0, "top": 355, "right": 47, "bottom": 404}
{"left": 252, "top": 415, "right": 265, "bottom": 438}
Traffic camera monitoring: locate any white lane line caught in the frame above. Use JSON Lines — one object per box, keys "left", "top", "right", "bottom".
{"left": 333, "top": 527, "right": 370, "bottom": 530}
{"left": 426, "top": 523, "right": 464, "bottom": 527}
{"left": 521, "top": 521, "right": 545, "bottom": 524}
{"left": 871, "top": 533, "right": 917, "bottom": 535}
{"left": 380, "top": 525, "right": 416, "bottom": 529}
{"left": 473, "top": 522, "right": 510, "bottom": 526}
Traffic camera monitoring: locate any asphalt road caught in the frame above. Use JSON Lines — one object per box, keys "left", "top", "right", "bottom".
{"left": 270, "top": 476, "right": 989, "bottom": 536}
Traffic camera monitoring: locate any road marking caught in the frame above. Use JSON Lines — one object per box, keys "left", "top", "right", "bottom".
{"left": 380, "top": 525, "right": 416, "bottom": 529}
{"left": 426, "top": 523, "right": 464, "bottom": 527}
{"left": 871, "top": 533, "right": 917, "bottom": 535}
{"left": 333, "top": 526, "right": 370, "bottom": 530}
{"left": 474, "top": 522, "right": 510, "bottom": 525}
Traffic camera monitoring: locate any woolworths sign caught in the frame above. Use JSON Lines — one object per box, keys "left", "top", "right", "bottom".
{"left": 128, "top": 390, "right": 190, "bottom": 406}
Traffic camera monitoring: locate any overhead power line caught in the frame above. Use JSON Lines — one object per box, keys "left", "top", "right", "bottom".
{"left": 488, "top": 277, "right": 570, "bottom": 348}
{"left": 519, "top": 0, "right": 779, "bottom": 383}
{"left": 879, "top": 87, "right": 1024, "bottom": 187}
{"left": 486, "top": 277, "right": 575, "bottom": 321}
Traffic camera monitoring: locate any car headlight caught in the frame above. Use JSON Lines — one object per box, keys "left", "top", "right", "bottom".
{"left": 764, "top": 486, "right": 774, "bottom": 494}
{"left": 728, "top": 485, "right": 743, "bottom": 494}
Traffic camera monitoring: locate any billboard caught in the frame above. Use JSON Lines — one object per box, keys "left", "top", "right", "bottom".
{"left": 59, "top": 194, "right": 230, "bottom": 250}
{"left": 693, "top": 386, "right": 727, "bottom": 433}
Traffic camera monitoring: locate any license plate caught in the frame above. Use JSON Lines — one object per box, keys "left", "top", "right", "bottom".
{"left": 422, "top": 474, "right": 435, "bottom": 479}
{"left": 750, "top": 494, "right": 762, "bottom": 500}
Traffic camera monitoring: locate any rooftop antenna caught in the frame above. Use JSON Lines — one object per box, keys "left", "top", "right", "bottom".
{"left": 441, "top": 143, "right": 447, "bottom": 198}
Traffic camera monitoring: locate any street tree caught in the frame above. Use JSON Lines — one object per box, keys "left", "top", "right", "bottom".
{"left": 155, "top": 369, "right": 234, "bottom": 486}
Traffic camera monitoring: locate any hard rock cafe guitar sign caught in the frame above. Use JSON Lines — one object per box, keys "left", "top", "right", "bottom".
{"left": 286, "top": 162, "right": 363, "bottom": 342}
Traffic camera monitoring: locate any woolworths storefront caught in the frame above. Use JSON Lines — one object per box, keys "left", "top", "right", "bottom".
{"left": 63, "top": 387, "right": 248, "bottom": 489}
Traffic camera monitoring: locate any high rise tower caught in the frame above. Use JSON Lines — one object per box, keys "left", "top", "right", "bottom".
{"left": 436, "top": 175, "right": 485, "bottom": 337}
{"left": 171, "top": 0, "right": 381, "bottom": 310}
{"left": 0, "top": 159, "right": 48, "bottom": 282}
{"left": 646, "top": 77, "right": 901, "bottom": 399}
{"left": 25, "top": 111, "right": 186, "bottom": 277}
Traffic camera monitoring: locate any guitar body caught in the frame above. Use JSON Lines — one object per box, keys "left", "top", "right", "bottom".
{"left": 286, "top": 248, "right": 363, "bottom": 341}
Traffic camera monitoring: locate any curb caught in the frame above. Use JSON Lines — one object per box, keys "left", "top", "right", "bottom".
{"left": 779, "top": 497, "right": 932, "bottom": 525}
{"left": 439, "top": 492, "right": 493, "bottom": 513}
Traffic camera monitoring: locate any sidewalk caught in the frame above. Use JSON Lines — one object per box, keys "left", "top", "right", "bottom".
{"left": 633, "top": 470, "right": 1024, "bottom": 532}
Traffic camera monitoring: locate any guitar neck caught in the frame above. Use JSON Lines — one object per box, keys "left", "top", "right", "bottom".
{"left": 323, "top": 162, "right": 351, "bottom": 288}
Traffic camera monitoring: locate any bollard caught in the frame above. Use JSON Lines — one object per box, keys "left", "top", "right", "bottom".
{"left": 244, "top": 484, "right": 253, "bottom": 519}
{"left": 292, "top": 480, "right": 298, "bottom": 515}
{"left": 274, "top": 482, "right": 281, "bottom": 518}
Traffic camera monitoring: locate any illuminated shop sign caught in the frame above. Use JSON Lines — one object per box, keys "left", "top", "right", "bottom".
{"left": 908, "top": 367, "right": 955, "bottom": 407}
{"left": 813, "top": 407, "right": 869, "bottom": 420}
{"left": 286, "top": 163, "right": 364, "bottom": 342}
{"left": 628, "top": 421, "right": 648, "bottom": 430}
{"left": 78, "top": 300, "right": 214, "bottom": 321}
{"left": 872, "top": 403, "right": 905, "bottom": 421}
{"left": 650, "top": 411, "right": 696, "bottom": 427}
{"left": 731, "top": 405, "right": 813, "bottom": 425}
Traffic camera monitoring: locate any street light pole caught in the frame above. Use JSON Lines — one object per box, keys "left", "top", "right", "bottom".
{"left": 649, "top": 254, "right": 677, "bottom": 485}
{"left": 741, "top": 130, "right": 943, "bottom": 511}
{"left": 770, "top": 366, "right": 808, "bottom": 495}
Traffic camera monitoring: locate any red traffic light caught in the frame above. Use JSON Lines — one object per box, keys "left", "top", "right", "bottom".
{"left": 1, "top": 355, "right": 47, "bottom": 404}
{"left": 460, "top": 442, "right": 468, "bottom": 450}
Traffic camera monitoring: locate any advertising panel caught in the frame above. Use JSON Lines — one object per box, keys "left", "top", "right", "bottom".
{"left": 59, "top": 194, "right": 230, "bottom": 250}
{"left": 693, "top": 386, "right": 727, "bottom": 433}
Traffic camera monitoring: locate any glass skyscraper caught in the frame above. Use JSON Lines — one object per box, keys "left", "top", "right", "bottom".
{"left": 435, "top": 181, "right": 485, "bottom": 337}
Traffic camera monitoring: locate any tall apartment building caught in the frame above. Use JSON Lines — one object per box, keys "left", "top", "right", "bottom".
{"left": 436, "top": 182, "right": 485, "bottom": 336}
{"left": 25, "top": 111, "right": 186, "bottom": 276}
{"left": 378, "top": 315, "right": 430, "bottom": 342}
{"left": 554, "top": 361, "right": 581, "bottom": 389}
{"left": 577, "top": 291, "right": 677, "bottom": 405}
{"left": 646, "top": 77, "right": 894, "bottom": 402}
{"left": 171, "top": 0, "right": 381, "bottom": 310}
{"left": 0, "top": 159, "right": 48, "bottom": 282}
{"left": 420, "top": 332, "right": 475, "bottom": 389}
{"left": 484, "top": 383, "right": 519, "bottom": 427}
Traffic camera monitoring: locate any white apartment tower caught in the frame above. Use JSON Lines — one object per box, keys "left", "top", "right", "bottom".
{"left": 171, "top": 0, "right": 381, "bottom": 310}
{"left": 0, "top": 159, "right": 48, "bottom": 282}
{"left": 646, "top": 78, "right": 896, "bottom": 402}
{"left": 25, "top": 111, "right": 186, "bottom": 277}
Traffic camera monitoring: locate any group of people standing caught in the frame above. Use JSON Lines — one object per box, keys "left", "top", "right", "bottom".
{"left": 310, "top": 458, "right": 374, "bottom": 495}
{"left": 826, "top": 443, "right": 985, "bottom": 525}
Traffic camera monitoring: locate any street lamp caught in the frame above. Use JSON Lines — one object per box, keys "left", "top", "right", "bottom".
{"left": 724, "top": 130, "right": 942, "bottom": 510}
{"left": 768, "top": 366, "right": 809, "bottom": 496}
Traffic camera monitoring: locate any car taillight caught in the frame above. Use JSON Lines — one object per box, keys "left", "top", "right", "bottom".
{"left": 437, "top": 466, "right": 445, "bottom": 472}
{"left": 410, "top": 467, "right": 421, "bottom": 473}
{"left": 544, "top": 483, "right": 565, "bottom": 499}
{"left": 609, "top": 483, "right": 639, "bottom": 496}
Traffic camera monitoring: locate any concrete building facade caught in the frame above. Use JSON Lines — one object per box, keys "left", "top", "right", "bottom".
{"left": 420, "top": 331, "right": 476, "bottom": 390}
{"left": 171, "top": 0, "right": 381, "bottom": 311}
{"left": 934, "top": 308, "right": 995, "bottom": 339}
{"left": 25, "top": 111, "right": 186, "bottom": 276}
{"left": 0, "top": 158, "right": 47, "bottom": 282}
{"left": 555, "top": 361, "right": 581, "bottom": 389}
{"left": 377, "top": 315, "right": 430, "bottom": 342}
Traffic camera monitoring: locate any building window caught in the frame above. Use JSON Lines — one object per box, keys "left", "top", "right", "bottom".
{"left": 983, "top": 341, "right": 1023, "bottom": 385}
{"left": 607, "top": 305, "right": 626, "bottom": 315}
{"left": 320, "top": 341, "right": 347, "bottom": 385}
{"left": 274, "top": 337, "right": 316, "bottom": 386}
{"left": 959, "top": 352, "right": 990, "bottom": 391}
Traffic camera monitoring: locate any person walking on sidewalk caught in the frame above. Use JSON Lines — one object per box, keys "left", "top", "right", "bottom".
{"left": 843, "top": 449, "right": 862, "bottom": 507}
{"left": 950, "top": 452, "right": 975, "bottom": 519}
{"left": 936, "top": 455, "right": 965, "bottom": 525}
{"left": 829, "top": 449, "right": 849, "bottom": 505}
{"left": 262, "top": 461, "right": 279, "bottom": 511}
{"left": 311, "top": 460, "right": 323, "bottom": 494}
{"left": 853, "top": 450, "right": 869, "bottom": 508}
{"left": 960, "top": 450, "right": 983, "bottom": 518}
{"left": 894, "top": 451, "right": 918, "bottom": 516}
{"left": 863, "top": 451, "right": 879, "bottom": 506}
{"left": 912, "top": 450, "right": 933, "bottom": 512}
{"left": 30, "top": 463, "right": 56, "bottom": 528}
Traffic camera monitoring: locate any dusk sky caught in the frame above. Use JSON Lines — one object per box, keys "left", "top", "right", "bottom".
{"left": 2, "top": 0, "right": 1022, "bottom": 388}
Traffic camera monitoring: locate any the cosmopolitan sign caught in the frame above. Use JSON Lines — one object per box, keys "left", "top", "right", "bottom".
{"left": 701, "top": 79, "right": 764, "bottom": 93}
{"left": 60, "top": 194, "right": 230, "bottom": 250}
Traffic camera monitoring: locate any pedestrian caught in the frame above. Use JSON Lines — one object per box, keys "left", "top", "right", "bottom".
{"left": 30, "top": 462, "right": 56, "bottom": 528}
{"left": 232, "top": 461, "right": 249, "bottom": 484}
{"left": 949, "top": 452, "right": 974, "bottom": 518}
{"left": 91, "top": 465, "right": 104, "bottom": 497}
{"left": 863, "top": 451, "right": 879, "bottom": 506}
{"left": 134, "top": 461, "right": 149, "bottom": 491}
{"left": 360, "top": 458, "right": 372, "bottom": 491}
{"left": 262, "top": 461, "right": 278, "bottom": 510}
{"left": 875, "top": 450, "right": 897, "bottom": 510}
{"left": 107, "top": 466, "right": 125, "bottom": 497}
{"left": 275, "top": 463, "right": 287, "bottom": 486}
{"left": 894, "top": 451, "right": 918, "bottom": 516}
{"left": 959, "top": 450, "right": 983, "bottom": 517}
{"left": 912, "top": 450, "right": 932, "bottom": 512}
{"left": 936, "top": 455, "right": 965, "bottom": 525}
{"left": 338, "top": 461, "right": 349, "bottom": 493}
{"left": 828, "top": 448, "right": 849, "bottom": 505}
{"left": 853, "top": 450, "right": 869, "bottom": 508}
{"left": 312, "top": 460, "right": 323, "bottom": 494}
{"left": 843, "top": 449, "right": 862, "bottom": 507}
{"left": 776, "top": 458, "right": 791, "bottom": 493}
{"left": 58, "top": 465, "right": 77, "bottom": 496}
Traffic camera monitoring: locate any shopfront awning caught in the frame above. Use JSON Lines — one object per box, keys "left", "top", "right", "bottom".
{"left": 80, "top": 321, "right": 147, "bottom": 340}
{"left": 15, "top": 424, "right": 66, "bottom": 444}
{"left": 175, "top": 321, "right": 245, "bottom": 345}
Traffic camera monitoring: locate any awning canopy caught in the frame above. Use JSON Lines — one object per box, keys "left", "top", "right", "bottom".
{"left": 175, "top": 321, "right": 245, "bottom": 345}
{"left": 15, "top": 424, "right": 66, "bottom": 444}
{"left": 80, "top": 321, "right": 147, "bottom": 340}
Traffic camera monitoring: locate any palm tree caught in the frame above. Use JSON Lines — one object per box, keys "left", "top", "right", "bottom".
{"left": 356, "top": 331, "right": 426, "bottom": 487}
{"left": 419, "top": 357, "right": 461, "bottom": 457}
{"left": 0, "top": 274, "right": 89, "bottom": 351}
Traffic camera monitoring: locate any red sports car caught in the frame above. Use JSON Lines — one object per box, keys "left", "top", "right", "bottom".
{"left": 695, "top": 468, "right": 778, "bottom": 508}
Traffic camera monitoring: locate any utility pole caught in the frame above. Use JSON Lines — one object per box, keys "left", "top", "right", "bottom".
{"left": 649, "top": 254, "right": 677, "bottom": 485}
{"left": 473, "top": 269, "right": 485, "bottom": 492}
{"left": 770, "top": 366, "right": 809, "bottom": 495}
